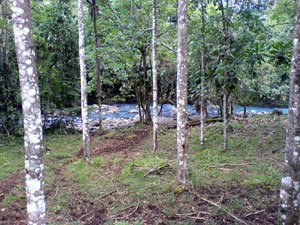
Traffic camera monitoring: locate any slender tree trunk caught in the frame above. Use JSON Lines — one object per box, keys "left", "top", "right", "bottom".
{"left": 78, "top": 0, "right": 91, "bottom": 160}
{"left": 279, "top": 1, "right": 300, "bottom": 224}
{"left": 1, "top": 0, "right": 9, "bottom": 114}
{"left": 92, "top": 0, "right": 102, "bottom": 130}
{"left": 243, "top": 105, "right": 247, "bottom": 118}
{"left": 1, "top": 0, "right": 8, "bottom": 65}
{"left": 9, "top": 0, "right": 46, "bottom": 224}
{"left": 136, "top": 86, "right": 143, "bottom": 123}
{"left": 4, "top": 8, "right": 8, "bottom": 67}
{"left": 200, "top": 0, "right": 206, "bottom": 145}
{"left": 152, "top": 0, "right": 158, "bottom": 151}
{"left": 176, "top": 0, "right": 189, "bottom": 185}
{"left": 140, "top": 47, "right": 152, "bottom": 123}
{"left": 223, "top": 92, "right": 228, "bottom": 150}
{"left": 230, "top": 97, "right": 234, "bottom": 116}
{"left": 221, "top": 0, "right": 229, "bottom": 150}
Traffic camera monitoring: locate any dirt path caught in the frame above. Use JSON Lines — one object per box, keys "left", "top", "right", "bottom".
{"left": 0, "top": 170, "right": 26, "bottom": 224}
{"left": 77, "top": 127, "right": 150, "bottom": 158}
{"left": 0, "top": 171, "right": 24, "bottom": 202}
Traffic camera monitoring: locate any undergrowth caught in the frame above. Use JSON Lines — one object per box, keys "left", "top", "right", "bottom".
{"left": 0, "top": 114, "right": 286, "bottom": 224}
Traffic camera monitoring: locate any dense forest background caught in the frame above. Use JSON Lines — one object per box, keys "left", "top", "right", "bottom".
{"left": 0, "top": 0, "right": 297, "bottom": 135}
{"left": 2, "top": 0, "right": 300, "bottom": 224}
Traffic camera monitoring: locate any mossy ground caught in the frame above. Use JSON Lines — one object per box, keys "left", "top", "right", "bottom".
{"left": 0, "top": 114, "right": 285, "bottom": 224}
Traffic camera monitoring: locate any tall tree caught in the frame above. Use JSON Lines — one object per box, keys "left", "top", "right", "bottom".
{"left": 200, "top": 0, "right": 206, "bottom": 145}
{"left": 87, "top": 0, "right": 103, "bottom": 130}
{"left": 9, "top": 0, "right": 46, "bottom": 224}
{"left": 152, "top": 0, "right": 158, "bottom": 151}
{"left": 279, "top": 1, "right": 300, "bottom": 224}
{"left": 78, "top": 0, "right": 91, "bottom": 160}
{"left": 1, "top": 0, "right": 9, "bottom": 115}
{"left": 221, "top": 0, "right": 229, "bottom": 150}
{"left": 177, "top": 0, "right": 189, "bottom": 185}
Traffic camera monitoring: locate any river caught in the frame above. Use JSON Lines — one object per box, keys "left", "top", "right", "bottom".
{"left": 88, "top": 104, "right": 289, "bottom": 119}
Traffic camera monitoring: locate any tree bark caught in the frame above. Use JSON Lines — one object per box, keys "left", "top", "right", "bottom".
{"left": 1, "top": 0, "right": 9, "bottom": 114}
{"left": 140, "top": 46, "right": 152, "bottom": 123}
{"left": 9, "top": 0, "right": 46, "bottom": 224}
{"left": 1, "top": 0, "right": 8, "bottom": 66}
{"left": 200, "top": 0, "right": 206, "bottom": 145}
{"left": 279, "top": 1, "right": 300, "bottom": 224}
{"left": 221, "top": 0, "right": 229, "bottom": 150}
{"left": 152, "top": 0, "right": 158, "bottom": 151}
{"left": 78, "top": 0, "right": 91, "bottom": 160}
{"left": 223, "top": 92, "right": 228, "bottom": 150}
{"left": 92, "top": 0, "right": 103, "bottom": 130}
{"left": 176, "top": 0, "right": 189, "bottom": 185}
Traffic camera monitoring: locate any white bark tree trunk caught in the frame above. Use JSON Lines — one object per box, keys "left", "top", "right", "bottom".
{"left": 9, "top": 0, "right": 46, "bottom": 224}
{"left": 78, "top": 0, "right": 91, "bottom": 160}
{"left": 152, "top": 0, "right": 158, "bottom": 151}
{"left": 176, "top": 0, "right": 189, "bottom": 185}
{"left": 279, "top": 1, "right": 300, "bottom": 224}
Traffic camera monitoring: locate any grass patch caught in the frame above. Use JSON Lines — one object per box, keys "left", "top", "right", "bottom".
{"left": 0, "top": 115, "right": 285, "bottom": 224}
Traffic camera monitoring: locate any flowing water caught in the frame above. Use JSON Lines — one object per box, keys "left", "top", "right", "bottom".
{"left": 88, "top": 103, "right": 289, "bottom": 119}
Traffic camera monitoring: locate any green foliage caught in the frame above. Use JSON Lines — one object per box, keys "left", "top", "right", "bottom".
{"left": 1, "top": 0, "right": 296, "bottom": 137}
{"left": 32, "top": 0, "right": 80, "bottom": 110}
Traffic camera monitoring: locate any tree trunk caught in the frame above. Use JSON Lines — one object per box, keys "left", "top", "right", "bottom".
{"left": 230, "top": 97, "right": 234, "bottom": 116}
{"left": 92, "top": 0, "right": 102, "bottom": 130}
{"left": 279, "top": 1, "right": 300, "bottom": 224}
{"left": 9, "top": 0, "right": 46, "bottom": 224}
{"left": 1, "top": 0, "right": 8, "bottom": 66}
{"left": 243, "top": 105, "right": 247, "bottom": 118}
{"left": 176, "top": 0, "right": 189, "bottom": 185}
{"left": 78, "top": 0, "right": 91, "bottom": 160}
{"left": 221, "top": 0, "right": 229, "bottom": 151}
{"left": 1, "top": 0, "right": 9, "bottom": 114}
{"left": 140, "top": 46, "right": 152, "bottom": 123}
{"left": 200, "top": 0, "right": 206, "bottom": 145}
{"left": 223, "top": 92, "right": 228, "bottom": 150}
{"left": 135, "top": 81, "right": 143, "bottom": 123}
{"left": 152, "top": 0, "right": 158, "bottom": 151}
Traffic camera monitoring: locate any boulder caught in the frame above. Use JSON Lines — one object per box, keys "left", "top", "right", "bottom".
{"left": 108, "top": 105, "right": 119, "bottom": 112}
{"left": 130, "top": 109, "right": 139, "bottom": 113}
{"left": 92, "top": 104, "right": 99, "bottom": 110}
{"left": 189, "top": 115, "right": 201, "bottom": 121}
{"left": 170, "top": 108, "right": 177, "bottom": 117}
{"left": 101, "top": 104, "right": 109, "bottom": 112}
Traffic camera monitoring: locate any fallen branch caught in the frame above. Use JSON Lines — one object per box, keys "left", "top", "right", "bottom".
{"left": 245, "top": 209, "right": 264, "bottom": 218}
{"left": 175, "top": 211, "right": 211, "bottom": 217}
{"left": 207, "top": 163, "right": 252, "bottom": 168}
{"left": 187, "top": 216, "right": 206, "bottom": 220}
{"left": 79, "top": 211, "right": 93, "bottom": 221}
{"left": 143, "top": 164, "right": 169, "bottom": 177}
{"left": 216, "top": 194, "right": 224, "bottom": 205}
{"left": 113, "top": 199, "right": 140, "bottom": 220}
{"left": 96, "top": 190, "right": 117, "bottom": 201}
{"left": 131, "top": 164, "right": 151, "bottom": 170}
{"left": 190, "top": 190, "right": 248, "bottom": 225}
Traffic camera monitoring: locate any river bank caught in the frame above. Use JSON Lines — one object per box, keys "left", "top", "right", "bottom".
{"left": 66, "top": 103, "right": 287, "bottom": 131}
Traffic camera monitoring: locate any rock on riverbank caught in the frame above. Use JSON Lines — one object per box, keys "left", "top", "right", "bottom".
{"left": 70, "top": 104, "right": 279, "bottom": 131}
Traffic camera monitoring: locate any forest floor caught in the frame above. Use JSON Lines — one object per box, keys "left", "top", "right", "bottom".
{"left": 0, "top": 114, "right": 285, "bottom": 225}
